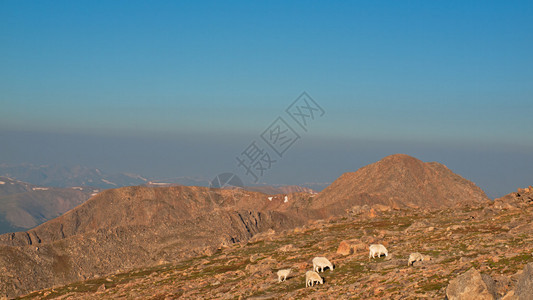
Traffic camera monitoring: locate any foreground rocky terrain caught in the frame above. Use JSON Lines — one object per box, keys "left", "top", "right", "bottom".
{"left": 0, "top": 186, "right": 313, "bottom": 298}
{"left": 16, "top": 186, "right": 533, "bottom": 299}
{"left": 0, "top": 154, "right": 526, "bottom": 298}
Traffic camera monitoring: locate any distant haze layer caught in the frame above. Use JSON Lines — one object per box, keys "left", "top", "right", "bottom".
{"left": 1, "top": 129, "right": 531, "bottom": 199}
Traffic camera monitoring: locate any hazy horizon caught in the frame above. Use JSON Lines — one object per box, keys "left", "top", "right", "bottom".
{"left": 1, "top": 128, "right": 531, "bottom": 199}
{"left": 1, "top": 1, "right": 532, "bottom": 199}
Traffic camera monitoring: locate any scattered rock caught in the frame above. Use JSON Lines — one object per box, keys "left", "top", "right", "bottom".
{"left": 249, "top": 229, "right": 276, "bottom": 243}
{"left": 204, "top": 246, "right": 218, "bottom": 256}
{"left": 404, "top": 220, "right": 431, "bottom": 232}
{"left": 494, "top": 199, "right": 517, "bottom": 210}
{"left": 460, "top": 257, "right": 473, "bottom": 264}
{"left": 447, "top": 225, "right": 464, "bottom": 231}
{"left": 278, "top": 244, "right": 297, "bottom": 252}
{"left": 249, "top": 254, "right": 263, "bottom": 263}
{"left": 246, "top": 258, "right": 276, "bottom": 275}
{"left": 372, "top": 204, "right": 392, "bottom": 212}
{"left": 348, "top": 205, "right": 370, "bottom": 215}
{"left": 446, "top": 268, "right": 496, "bottom": 300}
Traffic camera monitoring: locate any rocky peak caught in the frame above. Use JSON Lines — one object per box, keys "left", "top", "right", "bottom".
{"left": 313, "top": 154, "right": 490, "bottom": 214}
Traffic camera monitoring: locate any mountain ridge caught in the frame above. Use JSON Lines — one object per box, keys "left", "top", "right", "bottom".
{"left": 0, "top": 154, "right": 494, "bottom": 297}
{"left": 0, "top": 185, "right": 315, "bottom": 297}
{"left": 313, "top": 154, "right": 490, "bottom": 215}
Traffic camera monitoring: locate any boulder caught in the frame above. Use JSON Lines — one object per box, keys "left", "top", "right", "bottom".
{"left": 515, "top": 262, "right": 533, "bottom": 300}
{"left": 446, "top": 268, "right": 496, "bottom": 300}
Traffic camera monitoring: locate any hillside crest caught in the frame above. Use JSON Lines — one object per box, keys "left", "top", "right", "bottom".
{"left": 313, "top": 154, "right": 490, "bottom": 213}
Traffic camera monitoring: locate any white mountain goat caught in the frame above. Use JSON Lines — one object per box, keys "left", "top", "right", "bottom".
{"left": 277, "top": 269, "right": 291, "bottom": 282}
{"left": 369, "top": 244, "right": 388, "bottom": 260}
{"left": 408, "top": 252, "right": 431, "bottom": 266}
{"left": 305, "top": 270, "right": 323, "bottom": 287}
{"left": 312, "top": 256, "right": 334, "bottom": 272}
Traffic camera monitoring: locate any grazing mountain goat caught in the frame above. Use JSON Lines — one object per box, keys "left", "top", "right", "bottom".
{"left": 408, "top": 252, "right": 431, "bottom": 266}
{"left": 277, "top": 269, "right": 291, "bottom": 282}
{"left": 312, "top": 256, "right": 334, "bottom": 272}
{"left": 369, "top": 244, "right": 388, "bottom": 260}
{"left": 305, "top": 271, "right": 323, "bottom": 287}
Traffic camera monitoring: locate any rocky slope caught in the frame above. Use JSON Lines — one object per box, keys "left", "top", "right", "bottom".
{"left": 0, "top": 177, "right": 96, "bottom": 234}
{"left": 0, "top": 154, "right": 496, "bottom": 298}
{"left": 314, "top": 154, "right": 490, "bottom": 215}
{"left": 16, "top": 187, "right": 533, "bottom": 299}
{"left": 0, "top": 186, "right": 318, "bottom": 298}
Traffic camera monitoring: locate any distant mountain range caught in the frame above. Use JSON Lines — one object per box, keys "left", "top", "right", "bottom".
{"left": 0, "top": 176, "right": 98, "bottom": 234}
{"left": 0, "top": 163, "right": 148, "bottom": 189}
{"left": 0, "top": 154, "right": 495, "bottom": 297}
{"left": 0, "top": 164, "right": 325, "bottom": 192}
{"left": 145, "top": 177, "right": 325, "bottom": 193}
{"left": 0, "top": 164, "right": 322, "bottom": 235}
{"left": 0, "top": 164, "right": 149, "bottom": 235}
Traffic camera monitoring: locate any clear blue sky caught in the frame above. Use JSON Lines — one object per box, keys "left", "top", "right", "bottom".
{"left": 1, "top": 1, "right": 532, "bottom": 197}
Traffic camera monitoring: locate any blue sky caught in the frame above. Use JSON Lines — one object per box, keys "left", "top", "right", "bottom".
{"left": 1, "top": 1, "right": 532, "bottom": 197}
